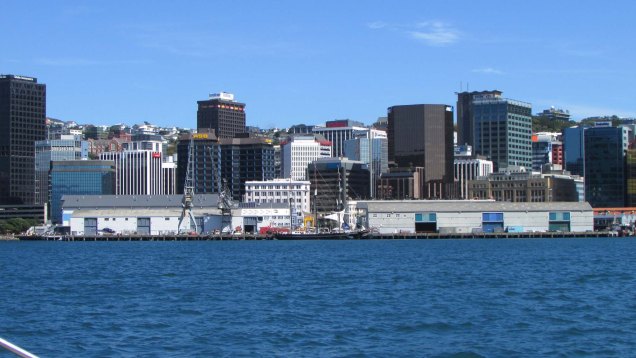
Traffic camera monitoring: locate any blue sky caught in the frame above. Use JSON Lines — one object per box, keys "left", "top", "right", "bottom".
{"left": 2, "top": 1, "right": 635, "bottom": 129}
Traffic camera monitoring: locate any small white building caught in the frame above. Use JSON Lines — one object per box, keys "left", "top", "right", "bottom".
{"left": 244, "top": 179, "right": 311, "bottom": 228}
{"left": 454, "top": 158, "right": 494, "bottom": 199}
{"left": 356, "top": 200, "right": 593, "bottom": 234}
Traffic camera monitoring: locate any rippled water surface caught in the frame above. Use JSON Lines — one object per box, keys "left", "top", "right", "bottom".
{"left": 2, "top": 239, "right": 636, "bottom": 357}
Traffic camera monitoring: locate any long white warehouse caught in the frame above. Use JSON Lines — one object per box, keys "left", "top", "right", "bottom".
{"left": 356, "top": 200, "right": 593, "bottom": 234}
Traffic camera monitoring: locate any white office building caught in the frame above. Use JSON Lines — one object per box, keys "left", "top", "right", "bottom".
{"left": 244, "top": 179, "right": 311, "bottom": 228}
{"left": 100, "top": 150, "right": 171, "bottom": 195}
{"left": 454, "top": 158, "right": 494, "bottom": 199}
{"left": 281, "top": 135, "right": 332, "bottom": 180}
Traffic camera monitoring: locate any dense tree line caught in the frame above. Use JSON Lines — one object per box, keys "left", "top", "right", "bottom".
{"left": 0, "top": 218, "right": 38, "bottom": 234}
{"left": 532, "top": 115, "right": 624, "bottom": 134}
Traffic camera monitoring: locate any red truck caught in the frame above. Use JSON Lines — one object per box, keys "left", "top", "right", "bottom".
{"left": 259, "top": 227, "right": 291, "bottom": 235}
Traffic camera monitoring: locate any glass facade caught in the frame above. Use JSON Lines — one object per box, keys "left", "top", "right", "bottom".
{"left": 387, "top": 104, "right": 454, "bottom": 199}
{"left": 50, "top": 160, "right": 115, "bottom": 224}
{"left": 34, "top": 136, "right": 88, "bottom": 205}
{"left": 625, "top": 149, "right": 636, "bottom": 206}
{"left": 584, "top": 126, "right": 629, "bottom": 207}
{"left": 220, "top": 141, "right": 276, "bottom": 201}
{"left": 562, "top": 126, "right": 586, "bottom": 176}
{"left": 531, "top": 140, "right": 552, "bottom": 171}
{"left": 0, "top": 75, "right": 46, "bottom": 205}
{"left": 176, "top": 133, "right": 220, "bottom": 195}
{"left": 473, "top": 99, "right": 532, "bottom": 171}
{"left": 343, "top": 137, "right": 388, "bottom": 198}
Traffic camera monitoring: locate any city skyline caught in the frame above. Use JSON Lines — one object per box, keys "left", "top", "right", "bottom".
{"left": 2, "top": 1, "right": 636, "bottom": 129}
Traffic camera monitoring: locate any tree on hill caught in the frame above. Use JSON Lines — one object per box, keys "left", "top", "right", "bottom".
{"left": 532, "top": 116, "right": 577, "bottom": 133}
{"left": 579, "top": 115, "right": 621, "bottom": 127}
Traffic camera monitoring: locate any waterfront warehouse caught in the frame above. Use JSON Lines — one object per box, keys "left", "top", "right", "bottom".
{"left": 356, "top": 200, "right": 593, "bottom": 234}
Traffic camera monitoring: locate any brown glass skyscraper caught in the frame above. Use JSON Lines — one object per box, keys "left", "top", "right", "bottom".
{"left": 387, "top": 104, "right": 454, "bottom": 198}
{"left": 197, "top": 92, "right": 246, "bottom": 138}
{"left": 0, "top": 75, "right": 46, "bottom": 205}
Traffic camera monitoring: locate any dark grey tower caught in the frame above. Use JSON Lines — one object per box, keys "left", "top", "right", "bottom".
{"left": 0, "top": 75, "right": 46, "bottom": 205}
{"left": 197, "top": 92, "right": 246, "bottom": 139}
{"left": 456, "top": 90, "right": 502, "bottom": 147}
{"left": 387, "top": 104, "right": 454, "bottom": 198}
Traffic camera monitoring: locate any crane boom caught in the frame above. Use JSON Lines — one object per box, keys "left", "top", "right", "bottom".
{"left": 178, "top": 137, "right": 198, "bottom": 234}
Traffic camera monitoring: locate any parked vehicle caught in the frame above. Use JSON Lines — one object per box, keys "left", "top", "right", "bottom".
{"left": 259, "top": 226, "right": 291, "bottom": 235}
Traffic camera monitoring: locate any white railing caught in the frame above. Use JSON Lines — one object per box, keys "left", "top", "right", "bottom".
{"left": 0, "top": 337, "right": 39, "bottom": 358}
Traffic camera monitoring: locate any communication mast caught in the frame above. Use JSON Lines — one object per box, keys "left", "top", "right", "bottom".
{"left": 178, "top": 137, "right": 198, "bottom": 234}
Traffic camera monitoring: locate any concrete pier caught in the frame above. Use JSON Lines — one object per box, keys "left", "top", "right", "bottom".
{"left": 17, "top": 231, "right": 619, "bottom": 241}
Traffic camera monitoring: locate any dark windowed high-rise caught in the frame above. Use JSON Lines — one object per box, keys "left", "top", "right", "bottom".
{"left": 456, "top": 90, "right": 502, "bottom": 147}
{"left": 0, "top": 75, "right": 46, "bottom": 205}
{"left": 562, "top": 126, "right": 587, "bottom": 176}
{"left": 584, "top": 125, "right": 629, "bottom": 208}
{"left": 197, "top": 92, "right": 246, "bottom": 139}
{"left": 472, "top": 91, "right": 532, "bottom": 171}
{"left": 387, "top": 104, "right": 454, "bottom": 198}
{"left": 176, "top": 131, "right": 275, "bottom": 201}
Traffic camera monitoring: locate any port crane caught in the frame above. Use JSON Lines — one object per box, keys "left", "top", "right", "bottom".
{"left": 178, "top": 138, "right": 197, "bottom": 234}
{"left": 210, "top": 146, "right": 233, "bottom": 232}
{"left": 177, "top": 135, "right": 235, "bottom": 234}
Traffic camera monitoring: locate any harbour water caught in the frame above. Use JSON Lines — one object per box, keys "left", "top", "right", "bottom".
{"left": 2, "top": 238, "right": 636, "bottom": 357}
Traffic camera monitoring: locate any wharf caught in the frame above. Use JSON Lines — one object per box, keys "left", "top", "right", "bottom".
{"left": 17, "top": 231, "right": 619, "bottom": 241}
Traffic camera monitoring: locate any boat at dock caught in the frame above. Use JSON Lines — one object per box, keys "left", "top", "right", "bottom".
{"left": 275, "top": 229, "right": 370, "bottom": 240}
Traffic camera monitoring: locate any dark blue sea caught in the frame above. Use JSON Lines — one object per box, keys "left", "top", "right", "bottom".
{"left": 2, "top": 239, "right": 636, "bottom": 357}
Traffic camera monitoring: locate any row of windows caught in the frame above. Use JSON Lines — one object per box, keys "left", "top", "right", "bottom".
{"left": 250, "top": 191, "right": 307, "bottom": 197}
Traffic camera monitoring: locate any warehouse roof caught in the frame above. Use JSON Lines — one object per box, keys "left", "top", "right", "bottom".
{"left": 356, "top": 200, "right": 592, "bottom": 212}
{"left": 62, "top": 194, "right": 220, "bottom": 209}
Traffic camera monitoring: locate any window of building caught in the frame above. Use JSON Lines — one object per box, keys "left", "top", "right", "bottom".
{"left": 549, "top": 212, "right": 571, "bottom": 231}
{"left": 482, "top": 212, "right": 504, "bottom": 233}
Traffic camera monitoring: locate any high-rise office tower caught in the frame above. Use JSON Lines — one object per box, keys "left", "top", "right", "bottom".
{"left": 467, "top": 91, "right": 532, "bottom": 171}
{"left": 176, "top": 130, "right": 220, "bottom": 195}
{"left": 584, "top": 125, "right": 630, "bottom": 208}
{"left": 176, "top": 131, "right": 275, "bottom": 201}
{"left": 456, "top": 91, "right": 502, "bottom": 147}
{"left": 0, "top": 75, "right": 46, "bottom": 205}
{"left": 219, "top": 135, "right": 276, "bottom": 201}
{"left": 197, "top": 92, "right": 246, "bottom": 138}
{"left": 387, "top": 104, "right": 454, "bottom": 199}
